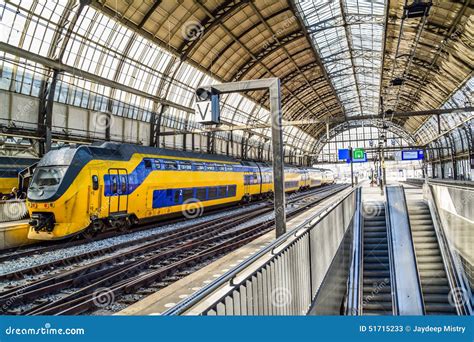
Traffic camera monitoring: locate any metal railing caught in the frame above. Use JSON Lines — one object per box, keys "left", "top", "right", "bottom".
{"left": 0, "top": 199, "right": 28, "bottom": 222}
{"left": 345, "top": 187, "right": 362, "bottom": 315}
{"left": 425, "top": 181, "right": 473, "bottom": 315}
{"left": 164, "top": 187, "right": 358, "bottom": 315}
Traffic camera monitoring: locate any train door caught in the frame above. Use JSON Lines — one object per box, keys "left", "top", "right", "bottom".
{"left": 256, "top": 164, "right": 263, "bottom": 195}
{"left": 108, "top": 168, "right": 129, "bottom": 215}
{"left": 89, "top": 170, "right": 101, "bottom": 214}
{"left": 244, "top": 170, "right": 252, "bottom": 195}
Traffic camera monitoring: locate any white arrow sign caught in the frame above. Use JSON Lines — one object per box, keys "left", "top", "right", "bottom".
{"left": 195, "top": 100, "right": 219, "bottom": 124}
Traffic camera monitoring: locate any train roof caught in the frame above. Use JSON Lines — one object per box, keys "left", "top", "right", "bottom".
{"left": 0, "top": 156, "right": 39, "bottom": 168}
{"left": 85, "top": 142, "right": 240, "bottom": 164}
{"left": 38, "top": 143, "right": 240, "bottom": 167}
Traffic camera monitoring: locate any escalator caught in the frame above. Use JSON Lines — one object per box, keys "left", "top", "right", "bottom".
{"left": 361, "top": 202, "right": 393, "bottom": 315}
{"left": 408, "top": 201, "right": 457, "bottom": 315}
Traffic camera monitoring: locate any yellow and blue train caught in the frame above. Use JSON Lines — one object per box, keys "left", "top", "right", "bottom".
{"left": 0, "top": 157, "right": 39, "bottom": 195}
{"left": 27, "top": 143, "right": 334, "bottom": 240}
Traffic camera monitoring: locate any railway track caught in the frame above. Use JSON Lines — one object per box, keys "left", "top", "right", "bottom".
{"left": 0, "top": 196, "right": 269, "bottom": 263}
{"left": 0, "top": 185, "right": 333, "bottom": 263}
{"left": 0, "top": 184, "right": 348, "bottom": 315}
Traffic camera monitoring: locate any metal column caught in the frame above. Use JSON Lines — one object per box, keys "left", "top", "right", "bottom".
{"left": 195, "top": 78, "right": 286, "bottom": 237}
{"left": 268, "top": 79, "right": 286, "bottom": 238}
{"left": 37, "top": 69, "right": 59, "bottom": 156}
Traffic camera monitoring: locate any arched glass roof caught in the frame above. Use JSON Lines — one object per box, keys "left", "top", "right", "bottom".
{"left": 0, "top": 0, "right": 472, "bottom": 163}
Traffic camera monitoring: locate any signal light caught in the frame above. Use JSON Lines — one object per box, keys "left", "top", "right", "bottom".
{"left": 403, "top": 1, "right": 432, "bottom": 19}
{"left": 195, "top": 86, "right": 220, "bottom": 124}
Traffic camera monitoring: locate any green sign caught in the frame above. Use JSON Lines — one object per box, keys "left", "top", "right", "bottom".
{"left": 353, "top": 148, "right": 365, "bottom": 160}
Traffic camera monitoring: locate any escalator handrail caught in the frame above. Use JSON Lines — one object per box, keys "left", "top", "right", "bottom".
{"left": 425, "top": 183, "right": 473, "bottom": 315}
{"left": 345, "top": 187, "right": 363, "bottom": 315}
{"left": 399, "top": 186, "right": 426, "bottom": 315}
{"left": 384, "top": 189, "right": 398, "bottom": 315}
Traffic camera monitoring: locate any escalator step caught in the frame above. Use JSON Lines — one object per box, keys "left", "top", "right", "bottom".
{"left": 419, "top": 270, "right": 447, "bottom": 278}
{"left": 364, "top": 257, "right": 389, "bottom": 263}
{"left": 362, "top": 302, "right": 393, "bottom": 311}
{"left": 363, "top": 286, "right": 391, "bottom": 293}
{"left": 363, "top": 278, "right": 391, "bottom": 286}
{"left": 363, "top": 263, "right": 391, "bottom": 270}
{"left": 362, "top": 293, "right": 392, "bottom": 302}
{"left": 415, "top": 249, "right": 441, "bottom": 256}
{"left": 414, "top": 243, "right": 439, "bottom": 249}
{"left": 416, "top": 255, "right": 443, "bottom": 263}
{"left": 417, "top": 263, "right": 445, "bottom": 270}
{"left": 423, "top": 294, "right": 453, "bottom": 303}
{"left": 424, "top": 303, "right": 457, "bottom": 313}
{"left": 412, "top": 237, "right": 438, "bottom": 243}
{"left": 411, "top": 231, "right": 436, "bottom": 237}
{"left": 421, "top": 286, "right": 451, "bottom": 294}
{"left": 364, "top": 232, "right": 387, "bottom": 236}
{"left": 420, "top": 278, "right": 449, "bottom": 286}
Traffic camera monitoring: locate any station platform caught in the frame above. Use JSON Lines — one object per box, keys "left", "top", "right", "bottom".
{"left": 0, "top": 220, "right": 34, "bottom": 250}
{"left": 117, "top": 186, "right": 354, "bottom": 315}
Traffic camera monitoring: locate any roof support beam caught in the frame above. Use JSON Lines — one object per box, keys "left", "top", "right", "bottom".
{"left": 158, "top": 107, "right": 474, "bottom": 136}
{"left": 0, "top": 42, "right": 194, "bottom": 114}
{"left": 178, "top": 0, "right": 250, "bottom": 60}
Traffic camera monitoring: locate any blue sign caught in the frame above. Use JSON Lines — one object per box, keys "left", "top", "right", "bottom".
{"left": 338, "top": 148, "right": 350, "bottom": 160}
{"left": 401, "top": 150, "right": 424, "bottom": 161}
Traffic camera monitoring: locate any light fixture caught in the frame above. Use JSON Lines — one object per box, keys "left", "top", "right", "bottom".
{"left": 390, "top": 78, "right": 405, "bottom": 86}
{"left": 403, "top": 1, "right": 432, "bottom": 19}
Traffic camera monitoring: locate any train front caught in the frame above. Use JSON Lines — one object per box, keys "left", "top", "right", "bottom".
{"left": 27, "top": 146, "right": 92, "bottom": 240}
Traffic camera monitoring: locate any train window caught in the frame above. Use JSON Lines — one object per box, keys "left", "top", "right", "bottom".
{"left": 120, "top": 176, "right": 127, "bottom": 193}
{"left": 92, "top": 175, "right": 99, "bottom": 190}
{"left": 196, "top": 188, "right": 207, "bottom": 200}
{"left": 111, "top": 176, "right": 118, "bottom": 194}
{"left": 218, "top": 187, "right": 226, "bottom": 198}
{"left": 225, "top": 165, "right": 234, "bottom": 172}
{"left": 31, "top": 166, "right": 66, "bottom": 187}
{"left": 216, "top": 164, "right": 226, "bottom": 171}
{"left": 208, "top": 187, "right": 217, "bottom": 199}
{"left": 174, "top": 189, "right": 182, "bottom": 203}
{"left": 195, "top": 163, "right": 205, "bottom": 171}
{"left": 154, "top": 160, "right": 161, "bottom": 169}
{"left": 165, "top": 189, "right": 173, "bottom": 202}
{"left": 144, "top": 159, "right": 152, "bottom": 169}
{"left": 163, "top": 161, "right": 178, "bottom": 170}
{"left": 228, "top": 185, "right": 236, "bottom": 197}
{"left": 183, "top": 188, "right": 194, "bottom": 201}
{"left": 206, "top": 164, "right": 216, "bottom": 171}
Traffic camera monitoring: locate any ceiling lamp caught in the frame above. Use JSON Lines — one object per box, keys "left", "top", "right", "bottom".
{"left": 403, "top": 1, "right": 432, "bottom": 19}
{"left": 390, "top": 78, "right": 405, "bottom": 86}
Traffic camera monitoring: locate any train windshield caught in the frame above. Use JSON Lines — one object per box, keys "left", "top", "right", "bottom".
{"left": 30, "top": 167, "right": 67, "bottom": 188}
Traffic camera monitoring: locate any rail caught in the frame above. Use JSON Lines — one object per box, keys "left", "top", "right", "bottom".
{"left": 0, "top": 199, "right": 28, "bottom": 222}
{"left": 424, "top": 181, "right": 473, "bottom": 315}
{"left": 405, "top": 178, "right": 474, "bottom": 188}
{"left": 164, "top": 186, "right": 358, "bottom": 315}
